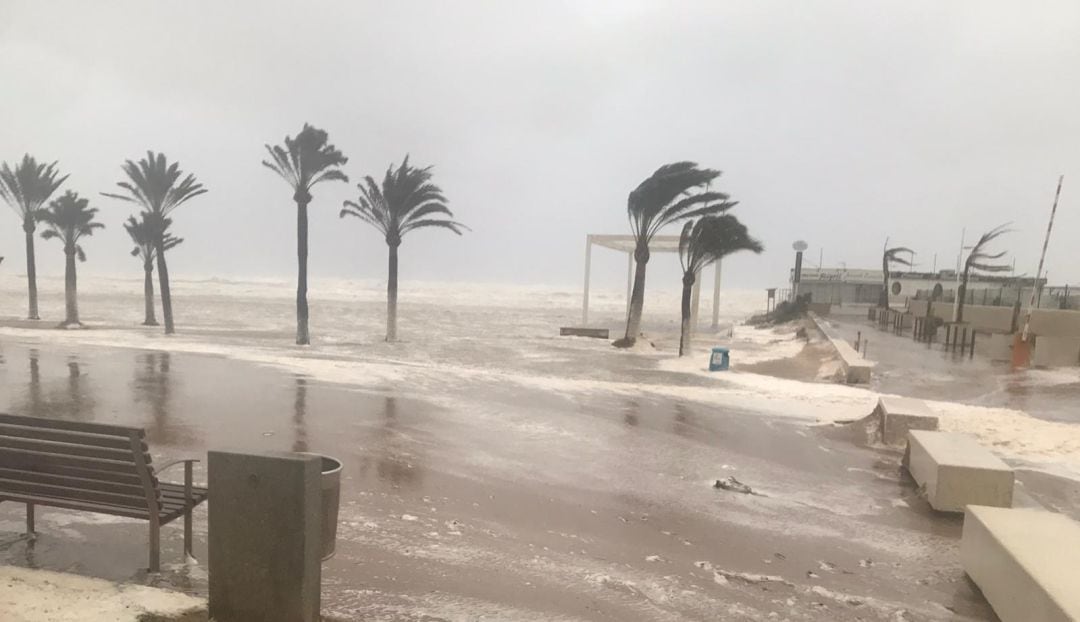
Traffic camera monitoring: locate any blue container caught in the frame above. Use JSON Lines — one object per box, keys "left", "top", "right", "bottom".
{"left": 709, "top": 347, "right": 730, "bottom": 371}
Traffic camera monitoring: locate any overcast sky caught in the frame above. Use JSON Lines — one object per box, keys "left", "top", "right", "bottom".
{"left": 2, "top": 0, "right": 1078, "bottom": 291}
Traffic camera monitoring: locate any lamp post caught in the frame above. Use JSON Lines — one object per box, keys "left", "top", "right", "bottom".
{"left": 792, "top": 240, "right": 808, "bottom": 301}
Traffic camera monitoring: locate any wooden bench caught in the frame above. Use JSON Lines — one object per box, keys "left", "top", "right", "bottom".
{"left": 0, "top": 413, "right": 207, "bottom": 571}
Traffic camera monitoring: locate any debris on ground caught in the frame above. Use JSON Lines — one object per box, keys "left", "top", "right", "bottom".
{"left": 713, "top": 476, "right": 759, "bottom": 495}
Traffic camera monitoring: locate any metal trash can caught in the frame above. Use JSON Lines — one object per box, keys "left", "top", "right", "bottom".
{"left": 299, "top": 453, "right": 342, "bottom": 561}
{"left": 709, "top": 347, "right": 730, "bottom": 371}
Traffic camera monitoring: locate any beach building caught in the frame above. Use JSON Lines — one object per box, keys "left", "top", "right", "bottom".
{"left": 791, "top": 267, "right": 1072, "bottom": 310}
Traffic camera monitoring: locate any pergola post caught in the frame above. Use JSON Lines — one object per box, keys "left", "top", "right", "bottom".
{"left": 582, "top": 235, "right": 593, "bottom": 325}
{"left": 711, "top": 259, "right": 723, "bottom": 329}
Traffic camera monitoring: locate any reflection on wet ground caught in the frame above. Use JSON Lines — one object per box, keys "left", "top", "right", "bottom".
{"left": 827, "top": 317, "right": 1080, "bottom": 423}
{"left": 0, "top": 339, "right": 1067, "bottom": 620}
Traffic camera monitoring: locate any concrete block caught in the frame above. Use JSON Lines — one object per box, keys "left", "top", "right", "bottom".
{"left": 905, "top": 431, "right": 1013, "bottom": 512}
{"left": 208, "top": 451, "right": 322, "bottom": 622}
{"left": 834, "top": 341, "right": 872, "bottom": 383}
{"left": 875, "top": 396, "right": 938, "bottom": 445}
{"left": 961, "top": 506, "right": 1080, "bottom": 622}
{"left": 1032, "top": 335, "right": 1080, "bottom": 368}
{"left": 975, "top": 332, "right": 1015, "bottom": 362}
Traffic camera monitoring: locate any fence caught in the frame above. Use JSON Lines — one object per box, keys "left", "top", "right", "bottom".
{"left": 914, "top": 285, "right": 1078, "bottom": 311}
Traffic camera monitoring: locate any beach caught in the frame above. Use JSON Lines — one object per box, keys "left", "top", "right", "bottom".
{"left": 1, "top": 274, "right": 1079, "bottom": 620}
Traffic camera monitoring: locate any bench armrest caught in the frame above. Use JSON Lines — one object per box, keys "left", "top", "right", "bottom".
{"left": 156, "top": 458, "right": 201, "bottom": 475}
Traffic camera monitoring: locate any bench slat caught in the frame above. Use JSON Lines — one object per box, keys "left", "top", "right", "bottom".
{"left": 0, "top": 423, "right": 141, "bottom": 451}
{"left": 0, "top": 477, "right": 149, "bottom": 510}
{"left": 0, "top": 461, "right": 145, "bottom": 487}
{"left": 0, "top": 413, "right": 143, "bottom": 438}
{"left": 0, "top": 436, "right": 143, "bottom": 463}
{"left": 0, "top": 491, "right": 151, "bottom": 520}
{"left": 0, "top": 466, "right": 146, "bottom": 497}
{"left": 0, "top": 447, "right": 145, "bottom": 475}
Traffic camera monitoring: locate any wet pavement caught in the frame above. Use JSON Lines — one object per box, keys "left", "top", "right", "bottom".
{"left": 0, "top": 338, "right": 1023, "bottom": 621}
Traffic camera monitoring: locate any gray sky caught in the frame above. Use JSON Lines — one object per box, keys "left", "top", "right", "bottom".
{"left": 2, "top": 0, "right": 1079, "bottom": 290}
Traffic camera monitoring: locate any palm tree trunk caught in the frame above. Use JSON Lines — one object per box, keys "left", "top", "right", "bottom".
{"left": 155, "top": 239, "right": 175, "bottom": 334}
{"left": 881, "top": 255, "right": 889, "bottom": 309}
{"left": 386, "top": 242, "right": 399, "bottom": 342}
{"left": 64, "top": 248, "right": 79, "bottom": 326}
{"left": 296, "top": 200, "right": 310, "bottom": 345}
{"left": 956, "top": 268, "right": 970, "bottom": 323}
{"left": 619, "top": 243, "right": 650, "bottom": 346}
{"left": 143, "top": 261, "right": 158, "bottom": 326}
{"left": 678, "top": 271, "right": 695, "bottom": 356}
{"left": 24, "top": 220, "right": 39, "bottom": 320}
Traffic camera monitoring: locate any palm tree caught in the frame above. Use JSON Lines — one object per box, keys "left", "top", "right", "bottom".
{"left": 341, "top": 156, "right": 466, "bottom": 341}
{"left": 615, "top": 162, "right": 734, "bottom": 348}
{"left": 124, "top": 213, "right": 183, "bottom": 326}
{"left": 956, "top": 224, "right": 1012, "bottom": 323}
{"left": 102, "top": 151, "right": 206, "bottom": 335}
{"left": 880, "top": 243, "right": 914, "bottom": 310}
{"left": 0, "top": 155, "right": 68, "bottom": 319}
{"left": 37, "top": 191, "right": 104, "bottom": 327}
{"left": 677, "top": 215, "right": 762, "bottom": 355}
{"left": 263, "top": 124, "right": 349, "bottom": 345}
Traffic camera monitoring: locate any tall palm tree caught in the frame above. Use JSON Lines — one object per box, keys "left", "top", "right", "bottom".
{"left": 102, "top": 151, "right": 206, "bottom": 335}
{"left": 263, "top": 124, "right": 349, "bottom": 345}
{"left": 880, "top": 243, "right": 914, "bottom": 310}
{"left": 677, "top": 215, "right": 762, "bottom": 355}
{"left": 615, "top": 162, "right": 734, "bottom": 348}
{"left": 341, "top": 156, "right": 466, "bottom": 341}
{"left": 124, "top": 213, "right": 183, "bottom": 326}
{"left": 956, "top": 224, "right": 1012, "bottom": 323}
{"left": 37, "top": 191, "right": 104, "bottom": 327}
{"left": 0, "top": 155, "right": 68, "bottom": 319}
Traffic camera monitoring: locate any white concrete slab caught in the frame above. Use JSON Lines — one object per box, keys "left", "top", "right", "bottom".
{"left": 961, "top": 506, "right": 1080, "bottom": 622}
{"left": 905, "top": 431, "right": 1013, "bottom": 512}
{"left": 876, "top": 396, "right": 938, "bottom": 445}
{"left": 807, "top": 312, "right": 874, "bottom": 384}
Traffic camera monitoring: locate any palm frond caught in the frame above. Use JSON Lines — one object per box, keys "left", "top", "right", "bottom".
{"left": 38, "top": 190, "right": 105, "bottom": 250}
{"left": 342, "top": 155, "right": 465, "bottom": 244}
{"left": 263, "top": 124, "right": 349, "bottom": 197}
{"left": 0, "top": 154, "right": 68, "bottom": 221}
{"left": 964, "top": 223, "right": 1012, "bottom": 275}
{"left": 679, "top": 214, "right": 763, "bottom": 276}
{"left": 627, "top": 162, "right": 722, "bottom": 243}
{"left": 103, "top": 151, "right": 207, "bottom": 219}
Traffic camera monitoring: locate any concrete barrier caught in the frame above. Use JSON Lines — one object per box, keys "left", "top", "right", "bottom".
{"left": 1032, "top": 335, "right": 1080, "bottom": 367}
{"left": 808, "top": 312, "right": 874, "bottom": 384}
{"left": 875, "top": 397, "right": 938, "bottom": 445}
{"left": 904, "top": 431, "right": 1014, "bottom": 512}
{"left": 961, "top": 505, "right": 1080, "bottom": 622}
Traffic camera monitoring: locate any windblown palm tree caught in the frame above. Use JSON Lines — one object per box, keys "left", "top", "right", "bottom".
{"left": 341, "top": 156, "right": 466, "bottom": 341}
{"left": 956, "top": 224, "right": 1012, "bottom": 323}
{"left": 615, "top": 162, "right": 734, "bottom": 348}
{"left": 263, "top": 124, "right": 349, "bottom": 345}
{"left": 0, "top": 155, "right": 68, "bottom": 319}
{"left": 880, "top": 244, "right": 914, "bottom": 310}
{"left": 103, "top": 152, "right": 206, "bottom": 335}
{"left": 677, "top": 215, "right": 762, "bottom": 355}
{"left": 37, "top": 191, "right": 104, "bottom": 327}
{"left": 124, "top": 213, "right": 183, "bottom": 326}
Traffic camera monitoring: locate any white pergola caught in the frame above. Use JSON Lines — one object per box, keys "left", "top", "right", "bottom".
{"left": 581, "top": 234, "right": 722, "bottom": 328}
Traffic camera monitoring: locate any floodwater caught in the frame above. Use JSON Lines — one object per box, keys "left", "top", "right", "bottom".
{"left": 0, "top": 276, "right": 1078, "bottom": 620}
{"left": 0, "top": 338, "right": 1014, "bottom": 621}
{"left": 821, "top": 315, "right": 1080, "bottom": 424}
